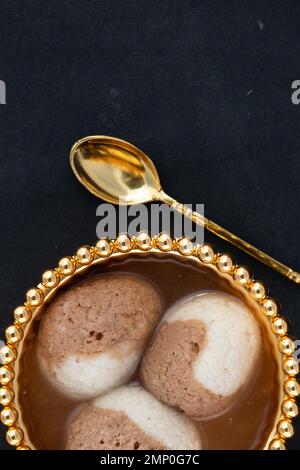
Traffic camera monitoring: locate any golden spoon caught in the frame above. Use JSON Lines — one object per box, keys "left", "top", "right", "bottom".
{"left": 70, "top": 135, "right": 300, "bottom": 284}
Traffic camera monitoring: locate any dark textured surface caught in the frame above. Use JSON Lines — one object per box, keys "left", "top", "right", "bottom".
{"left": 0, "top": 0, "right": 299, "bottom": 450}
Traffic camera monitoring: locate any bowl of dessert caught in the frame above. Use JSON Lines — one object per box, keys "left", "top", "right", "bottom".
{"left": 0, "top": 233, "right": 298, "bottom": 450}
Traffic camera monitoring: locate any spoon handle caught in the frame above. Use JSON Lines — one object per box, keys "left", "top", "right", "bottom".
{"left": 159, "top": 192, "right": 300, "bottom": 284}
{"left": 206, "top": 219, "right": 300, "bottom": 284}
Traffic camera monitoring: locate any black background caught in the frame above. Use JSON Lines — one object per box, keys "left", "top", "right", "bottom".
{"left": 0, "top": 0, "right": 299, "bottom": 451}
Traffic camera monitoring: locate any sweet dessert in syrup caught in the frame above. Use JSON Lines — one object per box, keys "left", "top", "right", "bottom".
{"left": 65, "top": 383, "right": 202, "bottom": 450}
{"left": 140, "top": 292, "right": 261, "bottom": 419}
{"left": 37, "top": 273, "right": 162, "bottom": 399}
{"left": 18, "top": 254, "right": 280, "bottom": 450}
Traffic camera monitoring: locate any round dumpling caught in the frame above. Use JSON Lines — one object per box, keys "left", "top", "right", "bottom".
{"left": 140, "top": 292, "right": 261, "bottom": 419}
{"left": 37, "top": 273, "right": 162, "bottom": 399}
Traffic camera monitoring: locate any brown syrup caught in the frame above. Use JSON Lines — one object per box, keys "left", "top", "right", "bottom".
{"left": 18, "top": 253, "right": 280, "bottom": 450}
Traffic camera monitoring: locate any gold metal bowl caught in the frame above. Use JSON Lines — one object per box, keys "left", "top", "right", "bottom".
{"left": 0, "top": 233, "right": 299, "bottom": 450}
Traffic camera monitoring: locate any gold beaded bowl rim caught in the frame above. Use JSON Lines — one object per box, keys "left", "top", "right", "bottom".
{"left": 0, "top": 233, "right": 299, "bottom": 451}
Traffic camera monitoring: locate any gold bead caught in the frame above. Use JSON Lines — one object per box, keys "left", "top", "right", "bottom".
{"left": 283, "top": 357, "right": 299, "bottom": 376}
{"left": 17, "top": 445, "right": 31, "bottom": 450}
{"left": 1, "top": 406, "right": 18, "bottom": 426}
{"left": 135, "top": 232, "right": 152, "bottom": 251}
{"left": 26, "top": 288, "right": 43, "bottom": 307}
{"left": 269, "top": 438, "right": 286, "bottom": 450}
{"left": 0, "top": 345, "right": 17, "bottom": 365}
{"left": 279, "top": 337, "right": 295, "bottom": 355}
{"left": 217, "top": 254, "right": 233, "bottom": 273}
{"left": 95, "top": 238, "right": 112, "bottom": 257}
{"left": 284, "top": 378, "right": 300, "bottom": 397}
{"left": 234, "top": 266, "right": 250, "bottom": 285}
{"left": 277, "top": 419, "right": 294, "bottom": 438}
{"left": 42, "top": 269, "right": 59, "bottom": 288}
{"left": 282, "top": 399, "right": 298, "bottom": 418}
{"left": 14, "top": 306, "right": 31, "bottom": 325}
{"left": 115, "top": 233, "right": 132, "bottom": 252}
{"left": 156, "top": 233, "right": 173, "bottom": 252}
{"left": 0, "top": 365, "right": 14, "bottom": 385}
{"left": 177, "top": 238, "right": 194, "bottom": 255}
{"left": 198, "top": 244, "right": 215, "bottom": 263}
{"left": 6, "top": 426, "right": 24, "bottom": 446}
{"left": 271, "top": 317, "right": 288, "bottom": 336}
{"left": 5, "top": 325, "right": 23, "bottom": 344}
{"left": 0, "top": 386, "right": 14, "bottom": 405}
{"left": 249, "top": 281, "right": 266, "bottom": 301}
{"left": 58, "top": 257, "right": 75, "bottom": 275}
{"left": 76, "top": 246, "right": 93, "bottom": 265}
{"left": 262, "top": 298, "right": 278, "bottom": 318}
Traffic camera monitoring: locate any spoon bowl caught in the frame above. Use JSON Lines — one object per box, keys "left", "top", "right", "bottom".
{"left": 70, "top": 135, "right": 161, "bottom": 205}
